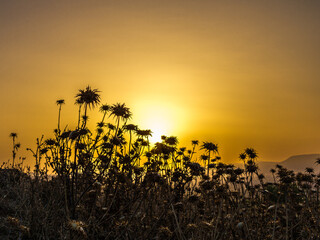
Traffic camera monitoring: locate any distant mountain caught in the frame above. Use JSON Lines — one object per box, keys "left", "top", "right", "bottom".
{"left": 258, "top": 154, "right": 320, "bottom": 173}
{"left": 280, "top": 154, "right": 320, "bottom": 172}
{"left": 235, "top": 154, "right": 320, "bottom": 182}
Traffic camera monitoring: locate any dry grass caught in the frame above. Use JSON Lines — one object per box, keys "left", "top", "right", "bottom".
{"left": 1, "top": 86, "right": 320, "bottom": 239}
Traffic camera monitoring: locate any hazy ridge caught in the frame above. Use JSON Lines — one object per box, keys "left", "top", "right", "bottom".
{"left": 235, "top": 154, "right": 320, "bottom": 182}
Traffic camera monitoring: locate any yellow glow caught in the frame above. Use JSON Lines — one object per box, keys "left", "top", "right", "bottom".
{"left": 132, "top": 99, "right": 188, "bottom": 144}
{"left": 144, "top": 116, "right": 170, "bottom": 144}
{"left": 1, "top": 1, "right": 320, "bottom": 164}
{"left": 134, "top": 105, "right": 173, "bottom": 144}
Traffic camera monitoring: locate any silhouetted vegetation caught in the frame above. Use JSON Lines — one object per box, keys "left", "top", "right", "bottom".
{"left": 1, "top": 86, "right": 320, "bottom": 239}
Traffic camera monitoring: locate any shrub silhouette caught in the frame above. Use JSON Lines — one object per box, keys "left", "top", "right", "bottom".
{"left": 1, "top": 86, "right": 320, "bottom": 239}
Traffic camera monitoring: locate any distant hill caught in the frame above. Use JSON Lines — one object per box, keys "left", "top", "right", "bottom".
{"left": 280, "top": 154, "right": 320, "bottom": 172}
{"left": 235, "top": 154, "right": 320, "bottom": 182}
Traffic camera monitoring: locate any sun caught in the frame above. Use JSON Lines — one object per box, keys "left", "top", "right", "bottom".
{"left": 145, "top": 117, "right": 170, "bottom": 143}
{"left": 132, "top": 98, "right": 189, "bottom": 145}
{"left": 132, "top": 102, "right": 178, "bottom": 144}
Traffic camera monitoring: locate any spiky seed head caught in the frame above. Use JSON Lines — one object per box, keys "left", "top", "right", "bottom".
{"left": 56, "top": 99, "right": 65, "bottom": 105}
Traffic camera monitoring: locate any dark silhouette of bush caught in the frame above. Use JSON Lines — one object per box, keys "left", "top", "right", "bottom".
{"left": 1, "top": 86, "right": 320, "bottom": 239}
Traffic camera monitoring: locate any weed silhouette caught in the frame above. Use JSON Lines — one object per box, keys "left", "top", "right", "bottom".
{"left": 1, "top": 86, "right": 320, "bottom": 239}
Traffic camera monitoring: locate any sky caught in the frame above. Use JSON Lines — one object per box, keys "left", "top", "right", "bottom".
{"left": 1, "top": 0, "right": 320, "bottom": 165}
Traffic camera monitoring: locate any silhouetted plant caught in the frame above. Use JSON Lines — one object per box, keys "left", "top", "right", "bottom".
{"left": 3, "top": 86, "right": 320, "bottom": 240}
{"left": 75, "top": 86, "right": 101, "bottom": 128}
{"left": 201, "top": 141, "right": 218, "bottom": 176}
{"left": 9, "top": 132, "right": 20, "bottom": 168}
{"left": 56, "top": 99, "right": 65, "bottom": 134}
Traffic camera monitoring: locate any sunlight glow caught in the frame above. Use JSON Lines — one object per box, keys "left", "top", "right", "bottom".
{"left": 132, "top": 100, "right": 187, "bottom": 145}
{"left": 145, "top": 117, "right": 170, "bottom": 143}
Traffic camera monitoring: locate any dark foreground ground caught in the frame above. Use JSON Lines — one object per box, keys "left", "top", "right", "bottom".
{"left": 1, "top": 164, "right": 320, "bottom": 240}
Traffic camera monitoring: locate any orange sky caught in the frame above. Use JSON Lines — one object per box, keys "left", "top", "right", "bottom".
{"left": 1, "top": 1, "right": 320, "bottom": 165}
